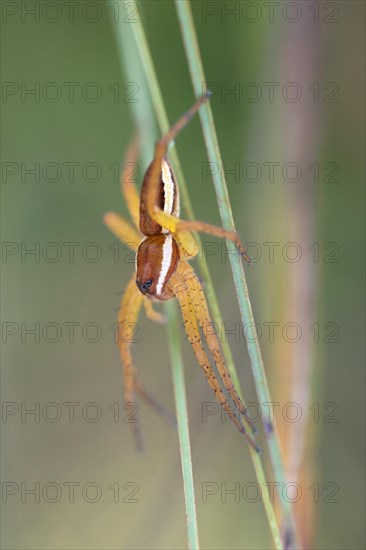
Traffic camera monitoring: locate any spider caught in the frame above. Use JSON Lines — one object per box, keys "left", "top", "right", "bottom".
{"left": 104, "top": 94, "right": 259, "bottom": 452}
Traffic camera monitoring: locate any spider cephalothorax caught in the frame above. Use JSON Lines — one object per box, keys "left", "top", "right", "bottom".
{"left": 136, "top": 234, "right": 179, "bottom": 301}
{"left": 104, "top": 94, "right": 258, "bottom": 452}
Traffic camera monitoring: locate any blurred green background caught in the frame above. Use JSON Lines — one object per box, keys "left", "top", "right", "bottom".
{"left": 2, "top": 1, "right": 365, "bottom": 549}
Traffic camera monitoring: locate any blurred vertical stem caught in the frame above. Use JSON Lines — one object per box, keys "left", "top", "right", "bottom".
{"left": 114, "top": 0, "right": 281, "bottom": 548}
{"left": 175, "top": 1, "right": 301, "bottom": 549}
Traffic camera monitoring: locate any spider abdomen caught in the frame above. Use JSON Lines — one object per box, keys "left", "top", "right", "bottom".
{"left": 139, "top": 158, "right": 180, "bottom": 236}
{"left": 136, "top": 234, "right": 179, "bottom": 301}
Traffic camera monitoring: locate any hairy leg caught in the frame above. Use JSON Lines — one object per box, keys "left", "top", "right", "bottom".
{"left": 170, "top": 271, "right": 259, "bottom": 452}
{"left": 117, "top": 275, "right": 175, "bottom": 450}
{"left": 178, "top": 261, "right": 256, "bottom": 432}
{"left": 117, "top": 274, "right": 144, "bottom": 451}
{"left": 121, "top": 133, "right": 141, "bottom": 230}
{"left": 143, "top": 297, "right": 166, "bottom": 324}
{"left": 103, "top": 211, "right": 141, "bottom": 252}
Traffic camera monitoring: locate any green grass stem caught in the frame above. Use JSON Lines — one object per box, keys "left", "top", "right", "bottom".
{"left": 167, "top": 300, "right": 200, "bottom": 550}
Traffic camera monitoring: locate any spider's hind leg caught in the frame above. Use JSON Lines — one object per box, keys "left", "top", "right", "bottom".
{"left": 169, "top": 271, "right": 259, "bottom": 452}
{"left": 178, "top": 261, "right": 256, "bottom": 433}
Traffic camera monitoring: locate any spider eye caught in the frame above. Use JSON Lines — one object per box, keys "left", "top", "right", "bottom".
{"left": 138, "top": 279, "right": 153, "bottom": 293}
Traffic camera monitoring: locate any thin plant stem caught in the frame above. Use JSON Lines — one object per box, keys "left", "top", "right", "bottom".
{"left": 175, "top": 1, "right": 301, "bottom": 548}
{"left": 167, "top": 300, "right": 200, "bottom": 550}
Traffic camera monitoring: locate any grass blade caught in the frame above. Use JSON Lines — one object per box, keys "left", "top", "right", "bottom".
{"left": 167, "top": 300, "right": 200, "bottom": 550}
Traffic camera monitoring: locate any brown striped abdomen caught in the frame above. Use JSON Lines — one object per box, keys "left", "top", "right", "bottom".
{"left": 139, "top": 158, "right": 180, "bottom": 236}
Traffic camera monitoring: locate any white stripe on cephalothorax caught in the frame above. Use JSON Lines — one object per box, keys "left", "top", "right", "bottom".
{"left": 156, "top": 234, "right": 173, "bottom": 296}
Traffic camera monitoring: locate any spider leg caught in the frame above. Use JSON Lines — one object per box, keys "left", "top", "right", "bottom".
{"left": 103, "top": 211, "right": 141, "bottom": 252}
{"left": 169, "top": 271, "right": 260, "bottom": 452}
{"left": 177, "top": 261, "right": 256, "bottom": 433}
{"left": 104, "top": 133, "right": 141, "bottom": 244}
{"left": 118, "top": 274, "right": 144, "bottom": 451}
{"left": 145, "top": 204, "right": 251, "bottom": 263}
{"left": 121, "top": 133, "right": 141, "bottom": 230}
{"left": 135, "top": 380, "right": 176, "bottom": 430}
{"left": 146, "top": 95, "right": 211, "bottom": 217}
{"left": 178, "top": 220, "right": 251, "bottom": 264}
{"left": 118, "top": 275, "right": 175, "bottom": 450}
{"left": 143, "top": 297, "right": 166, "bottom": 324}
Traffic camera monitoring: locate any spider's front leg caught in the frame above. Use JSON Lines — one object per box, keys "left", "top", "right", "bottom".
{"left": 117, "top": 274, "right": 144, "bottom": 451}
{"left": 117, "top": 275, "right": 175, "bottom": 451}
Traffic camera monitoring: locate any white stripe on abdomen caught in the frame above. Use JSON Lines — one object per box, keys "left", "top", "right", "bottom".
{"left": 162, "top": 159, "right": 174, "bottom": 214}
